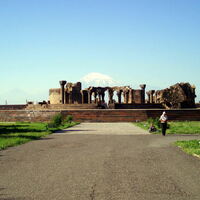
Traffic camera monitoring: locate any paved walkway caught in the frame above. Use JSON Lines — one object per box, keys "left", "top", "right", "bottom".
{"left": 0, "top": 123, "right": 200, "bottom": 200}
{"left": 56, "top": 122, "right": 150, "bottom": 135}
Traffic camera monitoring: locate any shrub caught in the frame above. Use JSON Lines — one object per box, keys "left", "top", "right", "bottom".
{"left": 50, "top": 113, "right": 63, "bottom": 127}
{"left": 47, "top": 114, "right": 74, "bottom": 129}
{"left": 64, "top": 115, "right": 73, "bottom": 123}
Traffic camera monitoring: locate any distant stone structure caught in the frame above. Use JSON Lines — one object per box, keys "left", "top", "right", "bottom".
{"left": 49, "top": 81, "right": 146, "bottom": 105}
{"left": 149, "top": 83, "right": 196, "bottom": 109}
{"left": 0, "top": 81, "right": 199, "bottom": 123}
{"left": 0, "top": 81, "right": 198, "bottom": 122}
{"left": 24, "top": 81, "right": 196, "bottom": 110}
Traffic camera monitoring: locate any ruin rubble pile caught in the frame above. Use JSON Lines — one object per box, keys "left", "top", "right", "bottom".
{"left": 154, "top": 83, "right": 196, "bottom": 109}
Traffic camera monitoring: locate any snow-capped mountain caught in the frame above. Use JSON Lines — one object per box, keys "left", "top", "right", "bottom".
{"left": 80, "top": 72, "right": 118, "bottom": 87}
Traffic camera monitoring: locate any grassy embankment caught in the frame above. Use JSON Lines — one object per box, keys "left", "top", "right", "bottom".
{"left": 0, "top": 115, "right": 78, "bottom": 150}
{"left": 175, "top": 140, "right": 200, "bottom": 157}
{"left": 134, "top": 120, "right": 200, "bottom": 156}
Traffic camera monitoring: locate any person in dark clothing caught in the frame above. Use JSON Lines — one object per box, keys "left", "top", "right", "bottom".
{"left": 159, "top": 111, "right": 168, "bottom": 136}
{"left": 149, "top": 123, "right": 157, "bottom": 133}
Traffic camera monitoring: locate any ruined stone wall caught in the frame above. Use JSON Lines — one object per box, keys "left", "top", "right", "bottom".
{"left": 154, "top": 83, "right": 196, "bottom": 109}
{"left": 65, "top": 82, "right": 82, "bottom": 104}
{"left": 50, "top": 81, "right": 146, "bottom": 105}
{"left": 133, "top": 90, "right": 143, "bottom": 104}
{"left": 49, "top": 88, "right": 61, "bottom": 104}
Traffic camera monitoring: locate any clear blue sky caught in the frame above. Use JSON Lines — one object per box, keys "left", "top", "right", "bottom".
{"left": 0, "top": 0, "right": 200, "bottom": 103}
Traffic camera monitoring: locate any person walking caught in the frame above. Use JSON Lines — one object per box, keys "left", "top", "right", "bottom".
{"left": 159, "top": 111, "right": 168, "bottom": 136}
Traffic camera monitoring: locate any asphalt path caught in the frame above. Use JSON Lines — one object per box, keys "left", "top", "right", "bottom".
{"left": 0, "top": 123, "right": 200, "bottom": 200}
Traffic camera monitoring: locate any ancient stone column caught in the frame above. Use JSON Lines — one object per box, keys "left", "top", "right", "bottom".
{"left": 140, "top": 84, "right": 146, "bottom": 90}
{"left": 102, "top": 92, "right": 105, "bottom": 102}
{"left": 81, "top": 90, "right": 89, "bottom": 104}
{"left": 117, "top": 90, "right": 122, "bottom": 104}
{"left": 81, "top": 91, "right": 84, "bottom": 104}
{"left": 122, "top": 91, "right": 126, "bottom": 103}
{"left": 64, "top": 89, "right": 68, "bottom": 104}
{"left": 154, "top": 91, "right": 157, "bottom": 103}
{"left": 65, "top": 92, "right": 69, "bottom": 104}
{"left": 59, "top": 80, "right": 66, "bottom": 104}
{"left": 123, "top": 91, "right": 126, "bottom": 103}
{"left": 128, "top": 89, "right": 133, "bottom": 103}
{"left": 108, "top": 88, "right": 114, "bottom": 104}
{"left": 69, "top": 91, "right": 73, "bottom": 104}
{"left": 191, "top": 85, "right": 196, "bottom": 105}
{"left": 125, "top": 90, "right": 129, "bottom": 104}
{"left": 88, "top": 90, "right": 92, "bottom": 104}
{"left": 96, "top": 88, "right": 101, "bottom": 103}
{"left": 140, "top": 84, "right": 146, "bottom": 104}
{"left": 149, "top": 90, "right": 155, "bottom": 103}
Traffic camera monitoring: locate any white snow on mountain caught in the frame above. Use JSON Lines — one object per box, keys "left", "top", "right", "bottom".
{"left": 80, "top": 72, "right": 119, "bottom": 87}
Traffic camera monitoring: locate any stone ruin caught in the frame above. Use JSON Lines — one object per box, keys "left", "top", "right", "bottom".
{"left": 25, "top": 81, "right": 196, "bottom": 110}
{"left": 147, "top": 82, "right": 196, "bottom": 109}
{"left": 49, "top": 81, "right": 146, "bottom": 105}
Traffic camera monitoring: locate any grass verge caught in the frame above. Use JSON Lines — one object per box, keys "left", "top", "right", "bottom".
{"left": 134, "top": 121, "right": 200, "bottom": 134}
{"left": 0, "top": 121, "right": 79, "bottom": 150}
{"left": 175, "top": 140, "right": 200, "bottom": 157}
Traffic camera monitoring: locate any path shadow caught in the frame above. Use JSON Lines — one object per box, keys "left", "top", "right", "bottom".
{"left": 55, "top": 129, "right": 94, "bottom": 133}
{"left": 0, "top": 128, "right": 47, "bottom": 135}
{"left": 0, "top": 135, "right": 53, "bottom": 141}
{"left": 0, "top": 123, "right": 52, "bottom": 145}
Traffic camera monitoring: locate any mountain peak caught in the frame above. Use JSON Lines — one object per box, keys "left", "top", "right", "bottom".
{"left": 80, "top": 72, "right": 118, "bottom": 87}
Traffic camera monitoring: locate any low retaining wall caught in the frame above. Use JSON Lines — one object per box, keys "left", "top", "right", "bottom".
{"left": 26, "top": 103, "right": 99, "bottom": 110}
{"left": 114, "top": 103, "right": 163, "bottom": 109}
{"left": 0, "top": 110, "right": 59, "bottom": 122}
{"left": 0, "top": 105, "right": 27, "bottom": 110}
{"left": 0, "top": 109, "right": 200, "bottom": 122}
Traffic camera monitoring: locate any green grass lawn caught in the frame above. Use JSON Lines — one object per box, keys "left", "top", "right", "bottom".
{"left": 175, "top": 140, "right": 200, "bottom": 156}
{"left": 0, "top": 121, "right": 78, "bottom": 150}
{"left": 134, "top": 121, "right": 200, "bottom": 134}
